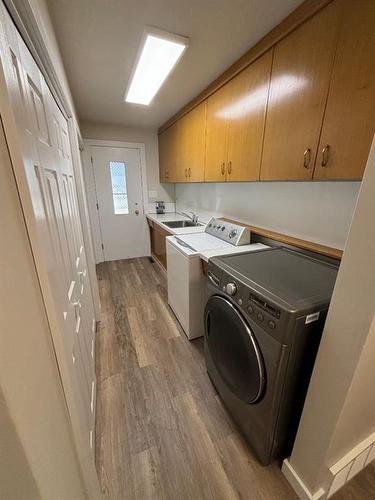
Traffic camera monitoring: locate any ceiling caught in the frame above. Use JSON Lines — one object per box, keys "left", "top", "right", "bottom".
{"left": 46, "top": 0, "right": 304, "bottom": 129}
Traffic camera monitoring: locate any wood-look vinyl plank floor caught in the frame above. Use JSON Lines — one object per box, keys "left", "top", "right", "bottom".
{"left": 95, "top": 257, "right": 375, "bottom": 500}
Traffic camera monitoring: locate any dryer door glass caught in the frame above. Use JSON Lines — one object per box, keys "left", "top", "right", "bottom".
{"left": 205, "top": 295, "right": 265, "bottom": 403}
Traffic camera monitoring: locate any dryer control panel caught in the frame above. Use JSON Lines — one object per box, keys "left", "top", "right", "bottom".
{"left": 205, "top": 218, "right": 250, "bottom": 246}
{"left": 218, "top": 273, "right": 284, "bottom": 342}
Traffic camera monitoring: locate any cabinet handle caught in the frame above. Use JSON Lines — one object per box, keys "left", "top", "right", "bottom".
{"left": 303, "top": 148, "right": 311, "bottom": 169}
{"left": 188, "top": 168, "right": 191, "bottom": 177}
{"left": 221, "top": 163, "right": 225, "bottom": 175}
{"left": 228, "top": 161, "right": 232, "bottom": 175}
{"left": 321, "top": 145, "right": 330, "bottom": 167}
{"left": 185, "top": 168, "right": 188, "bottom": 178}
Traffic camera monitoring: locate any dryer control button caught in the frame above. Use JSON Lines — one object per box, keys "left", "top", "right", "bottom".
{"left": 225, "top": 282, "right": 237, "bottom": 296}
{"left": 247, "top": 305, "right": 254, "bottom": 314}
{"left": 268, "top": 320, "right": 276, "bottom": 329}
{"left": 257, "top": 312, "right": 264, "bottom": 322}
{"left": 238, "top": 298, "right": 243, "bottom": 305}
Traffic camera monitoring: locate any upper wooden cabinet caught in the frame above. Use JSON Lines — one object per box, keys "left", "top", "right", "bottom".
{"left": 205, "top": 83, "right": 231, "bottom": 181}
{"left": 158, "top": 0, "right": 375, "bottom": 183}
{"left": 313, "top": 0, "right": 375, "bottom": 180}
{"left": 179, "top": 101, "right": 206, "bottom": 182}
{"left": 205, "top": 50, "right": 272, "bottom": 182}
{"left": 159, "top": 122, "right": 179, "bottom": 182}
{"left": 226, "top": 51, "right": 272, "bottom": 181}
{"left": 260, "top": 1, "right": 341, "bottom": 180}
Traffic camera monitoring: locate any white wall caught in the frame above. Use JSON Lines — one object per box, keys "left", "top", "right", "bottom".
{"left": 176, "top": 181, "right": 360, "bottom": 249}
{"left": 285, "top": 137, "right": 375, "bottom": 496}
{"left": 80, "top": 119, "right": 175, "bottom": 210}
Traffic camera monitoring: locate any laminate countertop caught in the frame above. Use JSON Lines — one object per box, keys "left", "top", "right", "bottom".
{"left": 199, "top": 243, "right": 268, "bottom": 262}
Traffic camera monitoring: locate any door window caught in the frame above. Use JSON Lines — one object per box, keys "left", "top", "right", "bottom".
{"left": 109, "top": 161, "right": 128, "bottom": 214}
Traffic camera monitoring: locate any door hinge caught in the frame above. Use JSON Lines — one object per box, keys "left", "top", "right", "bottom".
{"left": 101, "top": 243, "right": 104, "bottom": 250}
{"left": 91, "top": 156, "right": 93, "bottom": 166}
{"left": 96, "top": 203, "right": 99, "bottom": 210}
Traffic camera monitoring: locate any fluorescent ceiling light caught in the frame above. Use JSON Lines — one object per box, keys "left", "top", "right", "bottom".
{"left": 125, "top": 28, "right": 189, "bottom": 105}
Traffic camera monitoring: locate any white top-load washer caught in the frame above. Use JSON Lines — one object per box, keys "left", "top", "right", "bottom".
{"left": 166, "top": 217, "right": 267, "bottom": 339}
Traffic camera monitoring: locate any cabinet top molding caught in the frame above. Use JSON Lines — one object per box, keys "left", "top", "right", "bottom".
{"left": 158, "top": 0, "right": 334, "bottom": 134}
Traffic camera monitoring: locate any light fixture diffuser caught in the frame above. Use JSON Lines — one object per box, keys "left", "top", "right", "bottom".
{"left": 125, "top": 27, "right": 189, "bottom": 105}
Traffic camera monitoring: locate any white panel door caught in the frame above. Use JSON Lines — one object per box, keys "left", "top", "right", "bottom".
{"left": 91, "top": 145, "right": 149, "bottom": 260}
{"left": 0, "top": 8, "right": 97, "bottom": 459}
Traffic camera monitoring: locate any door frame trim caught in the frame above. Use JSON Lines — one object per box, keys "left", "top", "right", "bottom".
{"left": 83, "top": 139, "right": 148, "bottom": 263}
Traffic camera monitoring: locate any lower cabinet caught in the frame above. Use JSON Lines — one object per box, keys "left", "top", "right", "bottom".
{"left": 148, "top": 219, "right": 172, "bottom": 270}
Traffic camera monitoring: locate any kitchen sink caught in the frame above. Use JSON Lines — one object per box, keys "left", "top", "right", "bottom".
{"left": 163, "top": 220, "right": 203, "bottom": 228}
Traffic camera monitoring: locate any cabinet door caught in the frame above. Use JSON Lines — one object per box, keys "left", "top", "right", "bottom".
{"left": 158, "top": 128, "right": 169, "bottom": 182}
{"left": 260, "top": 0, "right": 341, "bottom": 180}
{"left": 158, "top": 122, "right": 179, "bottom": 182}
{"left": 226, "top": 50, "right": 272, "bottom": 181}
{"left": 153, "top": 224, "right": 170, "bottom": 270}
{"left": 179, "top": 101, "right": 206, "bottom": 182}
{"left": 205, "top": 83, "right": 232, "bottom": 181}
{"left": 313, "top": 0, "right": 375, "bottom": 180}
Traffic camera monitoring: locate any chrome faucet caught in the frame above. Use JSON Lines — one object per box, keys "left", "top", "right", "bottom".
{"left": 180, "top": 211, "right": 199, "bottom": 225}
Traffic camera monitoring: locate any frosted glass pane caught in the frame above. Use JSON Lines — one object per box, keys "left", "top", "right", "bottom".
{"left": 110, "top": 161, "right": 128, "bottom": 214}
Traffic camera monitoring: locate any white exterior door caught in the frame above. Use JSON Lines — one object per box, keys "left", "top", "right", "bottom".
{"left": 91, "top": 145, "right": 149, "bottom": 260}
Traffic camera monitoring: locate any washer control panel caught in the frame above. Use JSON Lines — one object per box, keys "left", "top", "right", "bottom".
{"left": 220, "top": 273, "right": 283, "bottom": 339}
{"left": 205, "top": 218, "right": 250, "bottom": 246}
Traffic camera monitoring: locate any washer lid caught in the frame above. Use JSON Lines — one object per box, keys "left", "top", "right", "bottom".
{"left": 176, "top": 232, "right": 233, "bottom": 252}
{"left": 205, "top": 295, "right": 265, "bottom": 404}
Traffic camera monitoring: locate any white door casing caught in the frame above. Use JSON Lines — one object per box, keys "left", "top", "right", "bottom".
{"left": 90, "top": 144, "right": 150, "bottom": 261}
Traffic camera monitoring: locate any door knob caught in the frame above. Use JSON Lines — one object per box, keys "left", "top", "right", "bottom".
{"left": 135, "top": 209, "right": 139, "bottom": 215}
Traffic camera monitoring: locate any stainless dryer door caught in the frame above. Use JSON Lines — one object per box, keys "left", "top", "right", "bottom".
{"left": 205, "top": 295, "right": 265, "bottom": 404}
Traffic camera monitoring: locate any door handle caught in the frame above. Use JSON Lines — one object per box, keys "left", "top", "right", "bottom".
{"left": 185, "top": 168, "right": 188, "bottom": 178}
{"left": 227, "top": 161, "right": 232, "bottom": 175}
{"left": 321, "top": 145, "right": 330, "bottom": 167}
{"left": 221, "top": 163, "right": 225, "bottom": 175}
{"left": 135, "top": 209, "right": 139, "bottom": 215}
{"left": 188, "top": 168, "right": 191, "bottom": 177}
{"left": 303, "top": 148, "right": 311, "bottom": 168}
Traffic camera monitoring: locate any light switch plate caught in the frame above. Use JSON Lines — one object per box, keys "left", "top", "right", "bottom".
{"left": 148, "top": 190, "right": 158, "bottom": 199}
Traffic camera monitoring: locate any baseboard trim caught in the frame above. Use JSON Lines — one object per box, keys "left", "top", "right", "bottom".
{"left": 282, "top": 459, "right": 325, "bottom": 500}
{"left": 327, "top": 431, "right": 375, "bottom": 498}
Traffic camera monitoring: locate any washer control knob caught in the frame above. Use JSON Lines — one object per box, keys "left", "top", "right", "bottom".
{"left": 229, "top": 229, "right": 237, "bottom": 239}
{"left": 225, "top": 282, "right": 237, "bottom": 296}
